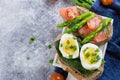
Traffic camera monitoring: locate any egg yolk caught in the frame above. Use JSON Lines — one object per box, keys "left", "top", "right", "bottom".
{"left": 83, "top": 47, "right": 100, "bottom": 64}
{"left": 61, "top": 37, "right": 77, "bottom": 55}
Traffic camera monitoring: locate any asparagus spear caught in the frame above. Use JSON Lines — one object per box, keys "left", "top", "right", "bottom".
{"left": 81, "top": 18, "right": 112, "bottom": 44}
{"left": 57, "top": 12, "right": 93, "bottom": 28}
{"left": 64, "top": 13, "right": 94, "bottom": 33}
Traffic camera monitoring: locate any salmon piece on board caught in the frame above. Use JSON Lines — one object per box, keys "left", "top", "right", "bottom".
{"left": 78, "top": 17, "right": 101, "bottom": 37}
{"left": 87, "top": 17, "right": 102, "bottom": 30}
{"left": 78, "top": 17, "right": 109, "bottom": 43}
{"left": 93, "top": 31, "right": 108, "bottom": 42}
{"left": 59, "top": 6, "right": 80, "bottom": 21}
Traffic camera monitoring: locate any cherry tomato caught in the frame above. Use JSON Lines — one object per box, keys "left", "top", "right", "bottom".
{"left": 50, "top": 73, "right": 64, "bottom": 80}
{"left": 101, "top": 0, "right": 114, "bottom": 6}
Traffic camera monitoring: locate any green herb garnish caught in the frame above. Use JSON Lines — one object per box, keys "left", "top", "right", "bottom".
{"left": 92, "top": 52, "right": 97, "bottom": 56}
{"left": 102, "top": 59, "right": 105, "bottom": 65}
{"left": 49, "top": 59, "right": 54, "bottom": 64}
{"left": 70, "top": 45, "right": 77, "bottom": 51}
{"left": 85, "top": 52, "right": 90, "bottom": 58}
{"left": 26, "top": 56, "right": 30, "bottom": 60}
{"left": 48, "top": 44, "right": 52, "bottom": 49}
{"left": 60, "top": 44, "right": 63, "bottom": 47}
{"left": 29, "top": 37, "right": 35, "bottom": 44}
{"left": 90, "top": 55, "right": 101, "bottom": 64}
{"left": 97, "top": 67, "right": 102, "bottom": 71}
{"left": 83, "top": 47, "right": 89, "bottom": 52}
{"left": 94, "top": 48, "right": 99, "bottom": 52}
{"left": 73, "top": 36, "right": 77, "bottom": 40}
{"left": 69, "top": 55, "right": 73, "bottom": 59}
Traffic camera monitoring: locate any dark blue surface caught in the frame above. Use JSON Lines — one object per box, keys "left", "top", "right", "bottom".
{"left": 55, "top": 0, "right": 120, "bottom": 80}
{"left": 90, "top": 0, "right": 120, "bottom": 80}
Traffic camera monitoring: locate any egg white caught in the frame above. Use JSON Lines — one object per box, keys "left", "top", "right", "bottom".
{"left": 80, "top": 43, "right": 103, "bottom": 70}
{"left": 59, "top": 34, "right": 79, "bottom": 59}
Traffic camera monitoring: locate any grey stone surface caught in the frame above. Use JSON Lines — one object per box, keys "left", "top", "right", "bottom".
{"left": 0, "top": 0, "right": 74, "bottom": 80}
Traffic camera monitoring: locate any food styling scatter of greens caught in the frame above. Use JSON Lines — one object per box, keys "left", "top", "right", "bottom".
{"left": 26, "top": 56, "right": 30, "bottom": 60}
{"left": 48, "top": 44, "right": 52, "bottom": 49}
{"left": 29, "top": 37, "right": 35, "bottom": 44}
{"left": 49, "top": 59, "right": 54, "bottom": 64}
{"left": 73, "top": 0, "right": 95, "bottom": 9}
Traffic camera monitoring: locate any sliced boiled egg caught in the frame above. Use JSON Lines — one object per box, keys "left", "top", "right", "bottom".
{"left": 59, "top": 34, "right": 79, "bottom": 59}
{"left": 80, "top": 43, "right": 103, "bottom": 70}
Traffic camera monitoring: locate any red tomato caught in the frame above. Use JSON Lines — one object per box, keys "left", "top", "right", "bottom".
{"left": 50, "top": 73, "right": 64, "bottom": 80}
{"left": 59, "top": 6, "right": 80, "bottom": 21}
{"left": 101, "top": 0, "right": 114, "bottom": 6}
{"left": 87, "top": 17, "right": 101, "bottom": 30}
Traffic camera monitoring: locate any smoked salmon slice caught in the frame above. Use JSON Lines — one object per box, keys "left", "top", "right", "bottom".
{"left": 78, "top": 17, "right": 108, "bottom": 43}
{"left": 87, "top": 17, "right": 101, "bottom": 30}
{"left": 93, "top": 31, "right": 108, "bottom": 42}
{"left": 59, "top": 6, "right": 80, "bottom": 21}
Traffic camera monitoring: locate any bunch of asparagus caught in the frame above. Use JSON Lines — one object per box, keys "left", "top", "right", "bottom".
{"left": 73, "top": 0, "right": 95, "bottom": 9}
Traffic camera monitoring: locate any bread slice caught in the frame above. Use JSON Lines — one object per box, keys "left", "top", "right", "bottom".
{"left": 54, "top": 6, "right": 112, "bottom": 79}
{"left": 55, "top": 35, "right": 104, "bottom": 80}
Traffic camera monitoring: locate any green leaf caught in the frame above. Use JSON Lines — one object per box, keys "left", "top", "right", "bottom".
{"left": 69, "top": 55, "right": 73, "bottom": 59}
{"left": 94, "top": 48, "right": 99, "bottom": 52}
{"left": 49, "top": 59, "right": 54, "bottom": 64}
{"left": 29, "top": 37, "right": 35, "bottom": 44}
{"left": 90, "top": 55, "right": 101, "bottom": 64}
{"left": 26, "top": 56, "right": 30, "bottom": 60}
{"left": 60, "top": 44, "right": 63, "bottom": 47}
{"left": 83, "top": 47, "right": 89, "bottom": 53}
{"left": 102, "top": 59, "right": 106, "bottom": 65}
{"left": 92, "top": 52, "right": 97, "bottom": 56}
{"left": 73, "top": 36, "right": 77, "bottom": 40}
{"left": 85, "top": 52, "right": 90, "bottom": 58}
{"left": 48, "top": 44, "right": 52, "bottom": 49}
{"left": 97, "top": 67, "right": 102, "bottom": 71}
{"left": 70, "top": 45, "right": 77, "bottom": 51}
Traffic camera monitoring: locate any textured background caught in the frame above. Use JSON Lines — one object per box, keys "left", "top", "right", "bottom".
{"left": 0, "top": 0, "right": 73, "bottom": 80}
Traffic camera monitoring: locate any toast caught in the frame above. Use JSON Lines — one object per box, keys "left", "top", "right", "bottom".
{"left": 55, "top": 34, "right": 104, "bottom": 80}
